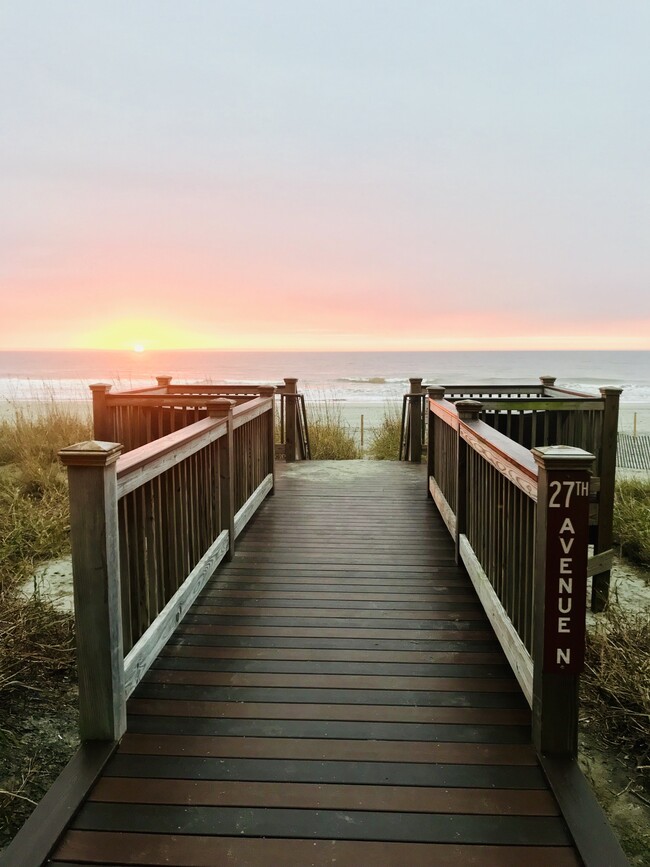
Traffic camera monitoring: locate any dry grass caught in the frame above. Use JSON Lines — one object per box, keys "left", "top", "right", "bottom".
{"left": 582, "top": 603, "right": 650, "bottom": 791}
{"left": 307, "top": 401, "right": 361, "bottom": 460}
{"left": 614, "top": 478, "right": 650, "bottom": 567}
{"left": 368, "top": 404, "right": 402, "bottom": 460}
{"left": 0, "top": 402, "right": 90, "bottom": 697}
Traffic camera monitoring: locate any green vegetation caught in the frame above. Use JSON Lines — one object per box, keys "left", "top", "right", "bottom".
{"left": 613, "top": 477, "right": 650, "bottom": 567}
{"left": 306, "top": 401, "right": 360, "bottom": 460}
{"left": 367, "top": 404, "right": 402, "bottom": 460}
{"left": 1, "top": 403, "right": 90, "bottom": 694}
{"left": 0, "top": 403, "right": 90, "bottom": 843}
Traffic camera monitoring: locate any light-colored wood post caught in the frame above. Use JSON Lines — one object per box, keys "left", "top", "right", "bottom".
{"left": 58, "top": 440, "right": 125, "bottom": 742}
{"left": 156, "top": 375, "right": 173, "bottom": 390}
{"left": 208, "top": 399, "right": 236, "bottom": 559}
{"left": 408, "top": 378, "right": 424, "bottom": 463}
{"left": 90, "top": 384, "right": 113, "bottom": 441}
{"left": 456, "top": 400, "right": 483, "bottom": 564}
{"left": 426, "top": 386, "right": 445, "bottom": 495}
{"left": 258, "top": 386, "right": 276, "bottom": 494}
{"left": 284, "top": 378, "right": 298, "bottom": 463}
{"left": 592, "top": 386, "right": 622, "bottom": 612}
{"left": 531, "top": 445, "right": 594, "bottom": 757}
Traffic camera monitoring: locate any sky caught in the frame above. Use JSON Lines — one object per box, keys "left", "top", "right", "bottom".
{"left": 1, "top": 1, "right": 649, "bottom": 352}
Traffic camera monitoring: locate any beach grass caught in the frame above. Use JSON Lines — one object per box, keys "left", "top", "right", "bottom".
{"left": 613, "top": 477, "right": 650, "bottom": 567}
{"left": 583, "top": 602, "right": 650, "bottom": 792}
{"left": 306, "top": 400, "right": 361, "bottom": 460}
{"left": 367, "top": 403, "right": 402, "bottom": 460}
{"left": 0, "top": 403, "right": 90, "bottom": 692}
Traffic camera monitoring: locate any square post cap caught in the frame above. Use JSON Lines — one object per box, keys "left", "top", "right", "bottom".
{"left": 456, "top": 399, "right": 483, "bottom": 421}
{"left": 156, "top": 375, "right": 173, "bottom": 387}
{"left": 207, "top": 398, "right": 236, "bottom": 417}
{"left": 89, "top": 383, "right": 112, "bottom": 394}
{"left": 258, "top": 386, "right": 277, "bottom": 397}
{"left": 59, "top": 441, "right": 122, "bottom": 467}
{"left": 532, "top": 445, "right": 595, "bottom": 470}
{"left": 427, "top": 385, "right": 446, "bottom": 399}
{"left": 283, "top": 378, "right": 298, "bottom": 393}
{"left": 539, "top": 375, "right": 556, "bottom": 387}
{"left": 599, "top": 386, "right": 623, "bottom": 397}
{"left": 409, "top": 378, "right": 424, "bottom": 392}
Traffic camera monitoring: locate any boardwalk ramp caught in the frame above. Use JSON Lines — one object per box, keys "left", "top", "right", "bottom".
{"left": 45, "top": 461, "right": 581, "bottom": 866}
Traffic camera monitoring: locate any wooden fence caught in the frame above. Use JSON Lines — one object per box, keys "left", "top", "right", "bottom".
{"left": 59, "top": 394, "right": 275, "bottom": 742}
{"left": 404, "top": 376, "right": 620, "bottom": 611}
{"left": 427, "top": 396, "right": 594, "bottom": 757}
{"left": 91, "top": 376, "right": 310, "bottom": 461}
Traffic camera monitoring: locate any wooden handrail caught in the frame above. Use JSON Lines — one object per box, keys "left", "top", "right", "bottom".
{"left": 426, "top": 394, "right": 595, "bottom": 758}
{"left": 59, "top": 390, "right": 276, "bottom": 743}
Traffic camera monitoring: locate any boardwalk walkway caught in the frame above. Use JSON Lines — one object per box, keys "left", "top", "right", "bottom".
{"left": 48, "top": 461, "right": 580, "bottom": 866}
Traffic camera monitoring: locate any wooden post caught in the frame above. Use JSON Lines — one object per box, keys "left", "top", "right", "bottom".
{"left": 58, "top": 440, "right": 125, "bottom": 742}
{"left": 89, "top": 384, "right": 113, "bottom": 441}
{"left": 539, "top": 375, "right": 556, "bottom": 393}
{"left": 408, "top": 378, "right": 424, "bottom": 463}
{"left": 208, "top": 399, "right": 236, "bottom": 559}
{"left": 284, "top": 378, "right": 298, "bottom": 463}
{"left": 426, "top": 386, "right": 445, "bottom": 495}
{"left": 456, "top": 400, "right": 483, "bottom": 564}
{"left": 592, "top": 386, "right": 622, "bottom": 612}
{"left": 156, "top": 375, "right": 172, "bottom": 389}
{"left": 531, "top": 445, "right": 594, "bottom": 757}
{"left": 258, "top": 386, "right": 276, "bottom": 494}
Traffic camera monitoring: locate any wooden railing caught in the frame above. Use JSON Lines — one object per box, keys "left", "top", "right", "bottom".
{"left": 91, "top": 376, "right": 310, "bottom": 461}
{"left": 405, "top": 376, "right": 620, "bottom": 611}
{"left": 428, "top": 395, "right": 594, "bottom": 756}
{"left": 59, "top": 395, "right": 275, "bottom": 742}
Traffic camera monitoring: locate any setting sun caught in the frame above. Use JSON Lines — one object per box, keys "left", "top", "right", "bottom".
{"left": 133, "top": 343, "right": 145, "bottom": 353}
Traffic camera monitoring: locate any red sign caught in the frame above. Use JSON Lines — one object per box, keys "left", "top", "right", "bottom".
{"left": 543, "top": 472, "right": 590, "bottom": 674}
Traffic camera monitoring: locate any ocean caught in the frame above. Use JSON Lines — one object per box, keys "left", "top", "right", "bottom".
{"left": 1, "top": 349, "right": 649, "bottom": 432}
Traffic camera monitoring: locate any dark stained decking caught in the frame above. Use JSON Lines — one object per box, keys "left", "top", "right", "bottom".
{"left": 49, "top": 461, "right": 580, "bottom": 866}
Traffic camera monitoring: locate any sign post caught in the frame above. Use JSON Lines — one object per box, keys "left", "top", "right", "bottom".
{"left": 532, "top": 445, "right": 594, "bottom": 757}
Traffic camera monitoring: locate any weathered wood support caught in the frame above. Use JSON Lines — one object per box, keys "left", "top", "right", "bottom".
{"left": 208, "top": 399, "right": 236, "bottom": 559}
{"left": 90, "top": 383, "right": 113, "bottom": 441}
{"left": 258, "top": 386, "right": 276, "bottom": 493}
{"left": 532, "top": 445, "right": 594, "bottom": 757}
{"left": 284, "top": 377, "right": 298, "bottom": 463}
{"left": 592, "top": 386, "right": 622, "bottom": 612}
{"left": 408, "top": 377, "right": 423, "bottom": 463}
{"left": 455, "top": 400, "right": 482, "bottom": 564}
{"left": 426, "top": 386, "right": 445, "bottom": 494}
{"left": 58, "top": 441, "right": 126, "bottom": 742}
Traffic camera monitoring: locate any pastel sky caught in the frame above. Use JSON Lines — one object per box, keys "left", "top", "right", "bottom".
{"left": 1, "top": 1, "right": 649, "bottom": 351}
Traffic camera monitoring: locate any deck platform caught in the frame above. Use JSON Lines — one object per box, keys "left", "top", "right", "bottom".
{"left": 48, "top": 461, "right": 580, "bottom": 866}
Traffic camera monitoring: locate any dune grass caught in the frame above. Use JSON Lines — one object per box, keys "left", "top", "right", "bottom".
{"left": 367, "top": 403, "right": 402, "bottom": 460}
{"left": 613, "top": 477, "right": 650, "bottom": 567}
{"left": 306, "top": 401, "right": 361, "bottom": 460}
{"left": 583, "top": 602, "right": 650, "bottom": 792}
{"left": 0, "top": 403, "right": 90, "bottom": 694}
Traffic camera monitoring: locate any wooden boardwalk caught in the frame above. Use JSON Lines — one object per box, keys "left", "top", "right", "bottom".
{"left": 48, "top": 461, "right": 580, "bottom": 866}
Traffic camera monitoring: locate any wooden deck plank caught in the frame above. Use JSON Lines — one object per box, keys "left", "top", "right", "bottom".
{"left": 49, "top": 461, "right": 579, "bottom": 865}
{"left": 51, "top": 833, "right": 582, "bottom": 867}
